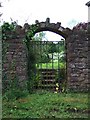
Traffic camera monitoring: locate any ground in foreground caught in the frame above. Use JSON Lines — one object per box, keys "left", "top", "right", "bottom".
{"left": 2, "top": 90, "right": 89, "bottom": 118}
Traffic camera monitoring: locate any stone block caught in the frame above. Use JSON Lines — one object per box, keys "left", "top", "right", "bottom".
{"left": 40, "top": 22, "right": 45, "bottom": 28}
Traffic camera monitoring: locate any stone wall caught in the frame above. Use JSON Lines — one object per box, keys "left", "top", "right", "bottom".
{"left": 2, "top": 35, "right": 27, "bottom": 90}
{"left": 2, "top": 20, "right": 89, "bottom": 92}
{"left": 2, "top": 19, "right": 69, "bottom": 91}
{"left": 66, "top": 29, "right": 89, "bottom": 92}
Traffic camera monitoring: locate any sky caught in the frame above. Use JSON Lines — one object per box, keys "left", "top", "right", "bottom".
{"left": 0, "top": 0, "right": 89, "bottom": 41}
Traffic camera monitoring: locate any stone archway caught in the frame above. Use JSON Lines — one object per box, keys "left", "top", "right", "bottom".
{"left": 21, "top": 20, "right": 89, "bottom": 92}
{"left": 24, "top": 18, "right": 70, "bottom": 39}
{"left": 2, "top": 18, "right": 89, "bottom": 92}
{"left": 24, "top": 18, "right": 72, "bottom": 91}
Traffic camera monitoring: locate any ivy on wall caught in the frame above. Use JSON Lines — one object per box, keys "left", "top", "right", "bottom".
{"left": 2, "top": 22, "right": 40, "bottom": 93}
{"left": 2, "top": 22, "right": 20, "bottom": 93}
{"left": 24, "top": 24, "right": 40, "bottom": 93}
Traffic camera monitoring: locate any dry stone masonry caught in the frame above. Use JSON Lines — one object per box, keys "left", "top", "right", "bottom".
{"left": 2, "top": 18, "right": 89, "bottom": 92}
{"left": 66, "top": 26, "right": 89, "bottom": 92}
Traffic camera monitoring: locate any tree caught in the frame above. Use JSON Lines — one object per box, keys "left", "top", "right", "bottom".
{"left": 0, "top": 2, "right": 3, "bottom": 17}
{"left": 32, "top": 32, "right": 50, "bottom": 63}
{"left": 0, "top": 0, "right": 10, "bottom": 18}
{"left": 33, "top": 32, "right": 46, "bottom": 41}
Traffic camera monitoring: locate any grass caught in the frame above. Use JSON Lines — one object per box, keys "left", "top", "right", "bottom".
{"left": 36, "top": 61, "right": 66, "bottom": 69}
{"left": 2, "top": 90, "right": 89, "bottom": 118}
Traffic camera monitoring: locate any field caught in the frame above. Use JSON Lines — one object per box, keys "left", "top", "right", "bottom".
{"left": 2, "top": 90, "right": 89, "bottom": 118}
{"left": 36, "top": 61, "right": 66, "bottom": 69}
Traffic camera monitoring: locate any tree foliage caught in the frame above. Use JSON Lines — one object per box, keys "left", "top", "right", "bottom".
{"left": 33, "top": 32, "right": 46, "bottom": 41}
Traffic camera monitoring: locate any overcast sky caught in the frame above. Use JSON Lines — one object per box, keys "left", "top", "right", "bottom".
{"left": 0, "top": 0, "right": 88, "bottom": 40}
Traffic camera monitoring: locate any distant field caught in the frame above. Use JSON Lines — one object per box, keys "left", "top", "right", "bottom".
{"left": 36, "top": 61, "right": 66, "bottom": 69}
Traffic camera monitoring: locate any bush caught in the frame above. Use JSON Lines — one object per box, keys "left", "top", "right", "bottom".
{"left": 40, "top": 53, "right": 50, "bottom": 63}
{"left": 3, "top": 88, "right": 29, "bottom": 101}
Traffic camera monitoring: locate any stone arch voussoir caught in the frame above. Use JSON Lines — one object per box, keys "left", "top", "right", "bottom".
{"left": 24, "top": 18, "right": 71, "bottom": 39}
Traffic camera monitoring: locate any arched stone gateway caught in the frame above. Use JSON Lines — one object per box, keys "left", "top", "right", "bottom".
{"left": 24, "top": 18, "right": 70, "bottom": 39}
{"left": 24, "top": 18, "right": 70, "bottom": 91}
{"left": 2, "top": 18, "right": 89, "bottom": 92}
{"left": 34, "top": 18, "right": 69, "bottom": 38}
